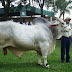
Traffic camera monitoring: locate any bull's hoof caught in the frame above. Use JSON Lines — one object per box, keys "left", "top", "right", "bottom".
{"left": 45, "top": 65, "right": 50, "bottom": 68}
{"left": 38, "top": 63, "right": 43, "bottom": 66}
{"left": 45, "top": 63, "right": 50, "bottom": 68}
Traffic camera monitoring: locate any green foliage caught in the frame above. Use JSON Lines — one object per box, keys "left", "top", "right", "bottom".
{"left": 55, "top": 0, "right": 72, "bottom": 18}
{"left": 9, "top": 5, "right": 15, "bottom": 13}
{"left": 23, "top": 0, "right": 27, "bottom": 4}
{"left": 0, "top": 40, "right": 72, "bottom": 72}
{"left": 15, "top": 3, "right": 23, "bottom": 12}
{"left": 9, "top": 3, "right": 23, "bottom": 13}
{"left": 8, "top": 0, "right": 31, "bottom": 13}
{"left": 44, "top": 0, "right": 72, "bottom": 19}
{"left": 24, "top": 3, "right": 30, "bottom": 9}
{"left": 44, "top": 0, "right": 54, "bottom": 10}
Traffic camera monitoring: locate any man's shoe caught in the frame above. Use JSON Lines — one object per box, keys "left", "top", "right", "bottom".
{"left": 66, "top": 61, "right": 72, "bottom": 63}
{"left": 61, "top": 61, "right": 65, "bottom": 63}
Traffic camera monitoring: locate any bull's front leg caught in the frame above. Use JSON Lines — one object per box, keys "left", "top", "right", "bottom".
{"left": 43, "top": 56, "right": 50, "bottom": 68}
{"left": 39, "top": 42, "right": 50, "bottom": 68}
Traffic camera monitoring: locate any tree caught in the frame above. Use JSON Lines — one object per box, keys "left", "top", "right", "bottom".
{"left": 32, "top": 0, "right": 45, "bottom": 17}
{"left": 44, "top": 0, "right": 54, "bottom": 9}
{"left": 44, "top": 0, "right": 56, "bottom": 16}
{"left": 55, "top": 0, "right": 72, "bottom": 20}
{"left": 44, "top": 0, "right": 72, "bottom": 20}
{"left": 0, "top": 0, "right": 45, "bottom": 19}
{"left": 0, "top": 0, "right": 30, "bottom": 20}
{"left": 38, "top": 0, "right": 44, "bottom": 17}
{"left": 1, "top": 0, "right": 11, "bottom": 20}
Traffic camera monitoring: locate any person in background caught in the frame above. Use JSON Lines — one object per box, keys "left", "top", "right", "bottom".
{"left": 28, "top": 21, "right": 31, "bottom": 25}
{"left": 20, "top": 21, "right": 22, "bottom": 24}
{"left": 61, "top": 17, "right": 72, "bottom": 63}
{"left": 22, "top": 20, "right": 28, "bottom": 25}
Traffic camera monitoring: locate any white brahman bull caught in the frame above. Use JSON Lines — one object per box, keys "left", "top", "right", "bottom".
{"left": 0, "top": 17, "right": 71, "bottom": 68}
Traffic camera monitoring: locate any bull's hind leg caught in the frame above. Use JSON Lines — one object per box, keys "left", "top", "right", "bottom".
{"left": 37, "top": 51, "right": 43, "bottom": 65}
{"left": 39, "top": 42, "right": 50, "bottom": 68}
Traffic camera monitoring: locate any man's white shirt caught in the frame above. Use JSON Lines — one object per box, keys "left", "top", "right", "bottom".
{"left": 63, "top": 24, "right": 72, "bottom": 38}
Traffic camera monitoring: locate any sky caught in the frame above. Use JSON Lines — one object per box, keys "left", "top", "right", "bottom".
{"left": 0, "top": 0, "right": 72, "bottom": 23}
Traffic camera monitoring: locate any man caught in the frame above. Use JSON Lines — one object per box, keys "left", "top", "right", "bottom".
{"left": 61, "top": 17, "right": 71, "bottom": 63}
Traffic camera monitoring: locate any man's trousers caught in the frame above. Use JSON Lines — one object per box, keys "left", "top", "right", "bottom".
{"left": 61, "top": 36, "right": 71, "bottom": 62}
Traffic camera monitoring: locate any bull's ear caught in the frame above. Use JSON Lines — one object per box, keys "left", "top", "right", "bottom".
{"left": 49, "top": 24, "right": 59, "bottom": 28}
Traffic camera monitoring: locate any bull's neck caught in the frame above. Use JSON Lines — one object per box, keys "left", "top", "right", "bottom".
{"left": 49, "top": 27, "right": 58, "bottom": 39}
{"left": 40, "top": 24, "right": 50, "bottom": 31}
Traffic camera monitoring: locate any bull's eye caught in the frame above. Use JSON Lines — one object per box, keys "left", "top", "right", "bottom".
{"left": 62, "top": 23, "right": 64, "bottom": 24}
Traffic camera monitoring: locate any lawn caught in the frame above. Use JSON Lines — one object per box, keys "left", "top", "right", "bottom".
{"left": 0, "top": 40, "right": 72, "bottom": 72}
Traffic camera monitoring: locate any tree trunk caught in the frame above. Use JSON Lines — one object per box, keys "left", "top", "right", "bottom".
{"left": 63, "top": 11, "right": 64, "bottom": 20}
{"left": 40, "top": 0, "right": 44, "bottom": 17}
{"left": 41, "top": 5, "right": 43, "bottom": 17}
{"left": 2, "top": 0, "right": 10, "bottom": 20}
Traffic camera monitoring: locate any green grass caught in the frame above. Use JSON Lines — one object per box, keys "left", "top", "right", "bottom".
{"left": 0, "top": 40, "right": 72, "bottom": 72}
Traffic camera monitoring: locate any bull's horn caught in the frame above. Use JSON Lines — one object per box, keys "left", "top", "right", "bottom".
{"left": 56, "top": 18, "right": 64, "bottom": 23}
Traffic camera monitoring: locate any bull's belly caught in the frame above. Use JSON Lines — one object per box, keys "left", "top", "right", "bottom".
{"left": 14, "top": 42, "right": 37, "bottom": 51}
{"left": 13, "top": 38, "right": 39, "bottom": 51}
{"left": 16, "top": 45, "right": 35, "bottom": 51}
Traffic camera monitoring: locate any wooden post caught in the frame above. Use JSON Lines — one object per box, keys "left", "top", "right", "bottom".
{"left": 50, "top": 17, "right": 52, "bottom": 22}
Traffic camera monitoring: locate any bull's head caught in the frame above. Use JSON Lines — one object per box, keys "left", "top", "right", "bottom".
{"left": 56, "top": 18, "right": 71, "bottom": 32}
{"left": 50, "top": 18, "right": 71, "bottom": 31}
{"left": 49, "top": 18, "right": 71, "bottom": 39}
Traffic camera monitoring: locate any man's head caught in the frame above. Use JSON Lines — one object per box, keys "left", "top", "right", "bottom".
{"left": 64, "top": 17, "right": 71, "bottom": 24}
